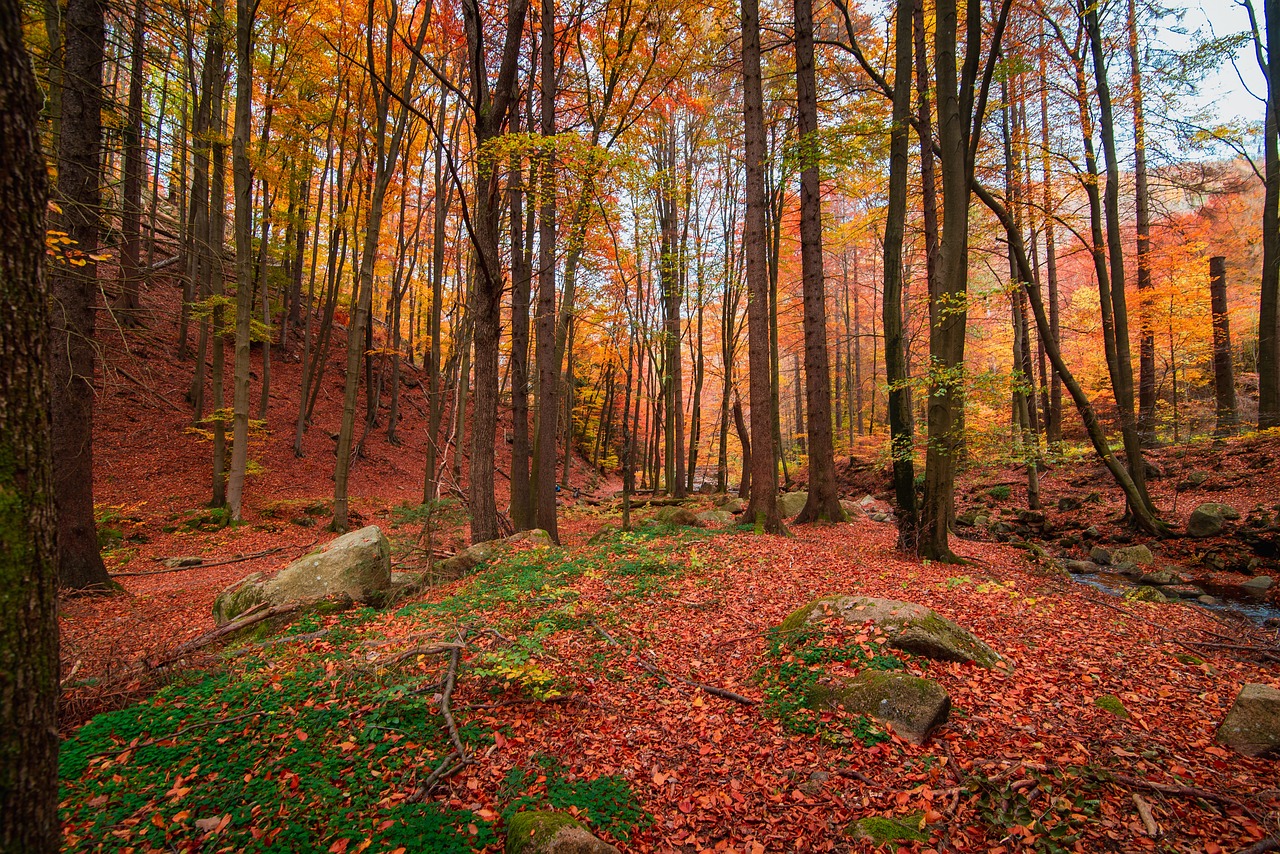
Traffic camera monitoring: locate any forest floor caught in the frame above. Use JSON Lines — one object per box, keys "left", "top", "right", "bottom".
{"left": 57, "top": 275, "right": 1280, "bottom": 852}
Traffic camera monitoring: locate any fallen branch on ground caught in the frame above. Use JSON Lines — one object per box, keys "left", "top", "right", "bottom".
{"left": 590, "top": 619, "right": 756, "bottom": 707}
{"left": 114, "top": 546, "right": 291, "bottom": 578}
{"left": 408, "top": 633, "right": 471, "bottom": 802}
{"left": 149, "top": 602, "right": 303, "bottom": 668}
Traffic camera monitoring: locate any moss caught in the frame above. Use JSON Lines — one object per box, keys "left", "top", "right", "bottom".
{"left": 777, "top": 595, "right": 844, "bottom": 635}
{"left": 1124, "top": 586, "right": 1171, "bottom": 604}
{"left": 1173, "top": 652, "right": 1205, "bottom": 666}
{"left": 1094, "top": 694, "right": 1130, "bottom": 719}
{"left": 505, "top": 810, "right": 586, "bottom": 854}
{"left": 846, "top": 813, "right": 929, "bottom": 844}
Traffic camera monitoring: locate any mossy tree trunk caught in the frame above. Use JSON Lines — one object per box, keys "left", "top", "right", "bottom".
{"left": 0, "top": 7, "right": 61, "bottom": 847}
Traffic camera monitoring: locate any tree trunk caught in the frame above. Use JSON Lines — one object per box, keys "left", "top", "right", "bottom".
{"left": 50, "top": 0, "right": 114, "bottom": 590}
{"left": 227, "top": 0, "right": 253, "bottom": 521}
{"left": 1259, "top": 0, "right": 1280, "bottom": 428}
{"left": 740, "top": 0, "right": 784, "bottom": 534}
{"left": 113, "top": 0, "right": 146, "bottom": 323}
{"left": 1210, "top": 256, "right": 1239, "bottom": 436}
{"left": 533, "top": 0, "right": 559, "bottom": 539}
{"left": 1128, "top": 0, "right": 1157, "bottom": 445}
{"left": 0, "top": 14, "right": 60, "bottom": 845}
{"left": 508, "top": 100, "right": 532, "bottom": 530}
{"left": 883, "top": 0, "right": 919, "bottom": 548}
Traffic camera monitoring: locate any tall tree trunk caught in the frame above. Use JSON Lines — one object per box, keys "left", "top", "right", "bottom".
{"left": 1258, "top": 0, "right": 1280, "bottom": 428}
{"left": 0, "top": 14, "right": 60, "bottom": 844}
{"left": 1128, "top": 0, "right": 1156, "bottom": 445}
{"left": 1210, "top": 256, "right": 1239, "bottom": 436}
{"left": 113, "top": 0, "right": 146, "bottom": 322}
{"left": 508, "top": 99, "right": 532, "bottom": 529}
{"left": 884, "top": 0, "right": 919, "bottom": 547}
{"left": 227, "top": 0, "right": 253, "bottom": 521}
{"left": 533, "top": 0, "right": 559, "bottom": 539}
{"left": 49, "top": 0, "right": 114, "bottom": 590}
{"left": 463, "top": 0, "right": 529, "bottom": 543}
{"left": 740, "top": 0, "right": 784, "bottom": 533}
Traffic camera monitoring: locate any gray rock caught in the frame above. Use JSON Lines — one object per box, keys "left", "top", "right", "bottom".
{"left": 653, "top": 505, "right": 699, "bottom": 527}
{"left": 164, "top": 556, "right": 204, "bottom": 569}
{"left": 1243, "top": 576, "right": 1274, "bottom": 593}
{"left": 801, "top": 671, "right": 950, "bottom": 745}
{"left": 587, "top": 525, "right": 617, "bottom": 545}
{"left": 1111, "top": 544, "right": 1154, "bottom": 566}
{"left": 1089, "top": 546, "right": 1112, "bottom": 565}
{"left": 1198, "top": 595, "right": 1220, "bottom": 605}
{"left": 1188, "top": 502, "right": 1240, "bottom": 538}
{"left": 973, "top": 515, "right": 990, "bottom": 528}
{"left": 1161, "top": 584, "right": 1206, "bottom": 599}
{"left": 213, "top": 526, "right": 392, "bottom": 625}
{"left": 1083, "top": 526, "right": 1101, "bottom": 540}
{"left": 437, "top": 529, "right": 554, "bottom": 581}
{"left": 696, "top": 510, "right": 735, "bottom": 527}
{"left": 1110, "top": 562, "right": 1143, "bottom": 580}
{"left": 717, "top": 496, "right": 745, "bottom": 514}
{"left": 1216, "top": 683, "right": 1280, "bottom": 758}
{"left": 1062, "top": 559, "right": 1102, "bottom": 575}
{"left": 778, "top": 491, "right": 808, "bottom": 518}
{"left": 1139, "top": 569, "right": 1184, "bottom": 586}
{"left": 840, "top": 499, "right": 863, "bottom": 520}
{"left": 505, "top": 810, "right": 619, "bottom": 854}
{"left": 1177, "top": 470, "right": 1210, "bottom": 490}
{"left": 780, "top": 595, "right": 1002, "bottom": 668}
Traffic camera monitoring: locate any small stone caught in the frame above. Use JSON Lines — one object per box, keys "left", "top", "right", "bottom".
{"left": 1062, "top": 559, "right": 1101, "bottom": 575}
{"left": 1089, "top": 546, "right": 1112, "bottom": 565}
{"left": 1139, "top": 569, "right": 1183, "bottom": 586}
{"left": 1198, "top": 595, "right": 1219, "bottom": 605}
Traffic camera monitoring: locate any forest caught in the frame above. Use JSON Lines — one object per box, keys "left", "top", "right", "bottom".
{"left": 3, "top": 0, "right": 1280, "bottom": 849}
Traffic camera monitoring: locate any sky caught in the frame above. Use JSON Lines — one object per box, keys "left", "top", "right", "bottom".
{"left": 1167, "top": 0, "right": 1266, "bottom": 126}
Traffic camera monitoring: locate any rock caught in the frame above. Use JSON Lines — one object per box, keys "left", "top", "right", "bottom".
{"left": 778, "top": 491, "right": 808, "bottom": 517}
{"left": 1094, "top": 694, "right": 1130, "bottom": 719}
{"left": 1083, "top": 525, "right": 1100, "bottom": 540}
{"left": 653, "top": 506, "right": 699, "bottom": 527}
{"left": 213, "top": 526, "right": 392, "bottom": 625}
{"left": 587, "top": 525, "right": 617, "bottom": 545}
{"left": 696, "top": 510, "right": 735, "bottom": 527}
{"left": 800, "top": 770, "right": 830, "bottom": 796}
{"left": 840, "top": 499, "right": 863, "bottom": 520}
{"left": 1111, "top": 562, "right": 1143, "bottom": 580}
{"left": 802, "top": 671, "right": 950, "bottom": 745}
{"left": 1243, "top": 576, "right": 1274, "bottom": 594}
{"left": 1062, "top": 559, "right": 1101, "bottom": 575}
{"left": 1216, "top": 683, "right": 1280, "bottom": 758}
{"left": 846, "top": 813, "right": 929, "bottom": 844}
{"left": 1162, "top": 584, "right": 1206, "bottom": 599}
{"left": 1058, "top": 496, "right": 1083, "bottom": 512}
{"left": 163, "top": 556, "right": 204, "bottom": 569}
{"left": 1177, "top": 470, "right": 1211, "bottom": 490}
{"left": 1089, "top": 546, "right": 1112, "bottom": 565}
{"left": 1111, "top": 544, "right": 1153, "bottom": 566}
{"left": 1139, "top": 569, "right": 1184, "bottom": 586}
{"left": 1188, "top": 502, "right": 1240, "bottom": 538}
{"left": 718, "top": 496, "right": 745, "bottom": 514}
{"left": 437, "top": 529, "right": 554, "bottom": 581}
{"left": 780, "top": 595, "right": 1002, "bottom": 667}
{"left": 1144, "top": 459, "right": 1167, "bottom": 480}
{"left": 505, "top": 811, "right": 619, "bottom": 854}
{"left": 1198, "top": 595, "right": 1219, "bottom": 605}
{"left": 973, "top": 515, "right": 990, "bottom": 528}
{"left": 1124, "top": 586, "right": 1173, "bottom": 604}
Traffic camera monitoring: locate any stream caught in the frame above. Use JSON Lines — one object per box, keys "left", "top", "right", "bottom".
{"left": 1069, "top": 569, "right": 1280, "bottom": 627}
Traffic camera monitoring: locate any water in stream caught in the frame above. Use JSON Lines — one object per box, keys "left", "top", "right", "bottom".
{"left": 1070, "top": 569, "right": 1280, "bottom": 627}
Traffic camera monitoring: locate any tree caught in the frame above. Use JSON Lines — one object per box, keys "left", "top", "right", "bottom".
{"left": 533, "top": 0, "right": 560, "bottom": 539}
{"left": 791, "top": 0, "right": 843, "bottom": 524}
{"left": 49, "top": 0, "right": 115, "bottom": 590}
{"left": 918, "top": 0, "right": 1010, "bottom": 561}
{"left": 740, "top": 0, "right": 784, "bottom": 534}
{"left": 463, "top": 0, "right": 530, "bottom": 543}
{"left": 1246, "top": 0, "right": 1280, "bottom": 428}
{"left": 880, "top": 0, "right": 918, "bottom": 548}
{"left": 228, "top": 0, "right": 254, "bottom": 521}
{"left": 0, "top": 1, "right": 60, "bottom": 844}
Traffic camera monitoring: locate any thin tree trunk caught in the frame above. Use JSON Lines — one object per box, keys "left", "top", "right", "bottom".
{"left": 113, "top": 0, "right": 146, "bottom": 322}
{"left": 1210, "top": 256, "right": 1239, "bottom": 436}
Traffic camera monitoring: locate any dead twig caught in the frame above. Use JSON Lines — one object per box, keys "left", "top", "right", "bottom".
{"left": 1237, "top": 838, "right": 1280, "bottom": 854}
{"left": 1088, "top": 769, "right": 1243, "bottom": 808}
{"left": 408, "top": 632, "right": 471, "bottom": 802}
{"left": 1133, "top": 792, "right": 1160, "bottom": 838}
{"left": 590, "top": 619, "right": 756, "bottom": 707}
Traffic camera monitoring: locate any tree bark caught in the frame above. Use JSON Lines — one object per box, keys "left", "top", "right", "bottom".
{"left": 533, "top": 0, "right": 560, "bottom": 539}
{"left": 0, "top": 11, "right": 60, "bottom": 845}
{"left": 740, "top": 0, "right": 784, "bottom": 534}
{"left": 50, "top": 0, "right": 114, "bottom": 590}
{"left": 1258, "top": 0, "right": 1280, "bottom": 428}
{"left": 1210, "top": 256, "right": 1239, "bottom": 436}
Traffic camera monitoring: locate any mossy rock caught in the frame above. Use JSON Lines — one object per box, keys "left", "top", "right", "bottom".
{"left": 505, "top": 811, "right": 618, "bottom": 854}
{"left": 696, "top": 510, "right": 734, "bottom": 527}
{"left": 1123, "top": 585, "right": 1172, "bottom": 604}
{"left": 653, "top": 506, "right": 699, "bottom": 527}
{"left": 778, "top": 491, "right": 808, "bottom": 518}
{"left": 1110, "top": 544, "right": 1153, "bottom": 566}
{"left": 801, "top": 671, "right": 950, "bottom": 745}
{"left": 1094, "top": 694, "right": 1130, "bottom": 719}
{"left": 1216, "top": 683, "right": 1280, "bottom": 758}
{"left": 587, "top": 525, "right": 618, "bottom": 546}
{"left": 846, "top": 813, "right": 929, "bottom": 844}
{"left": 438, "top": 528, "right": 555, "bottom": 581}
{"left": 779, "top": 595, "right": 1003, "bottom": 668}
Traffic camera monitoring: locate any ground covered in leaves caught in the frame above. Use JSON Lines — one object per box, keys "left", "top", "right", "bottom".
{"left": 60, "top": 512, "right": 1280, "bottom": 852}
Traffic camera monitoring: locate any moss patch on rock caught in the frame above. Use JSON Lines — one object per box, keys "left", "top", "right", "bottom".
{"left": 505, "top": 810, "right": 618, "bottom": 854}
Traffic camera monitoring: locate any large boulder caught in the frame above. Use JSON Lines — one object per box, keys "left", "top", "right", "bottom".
{"left": 717, "top": 496, "right": 746, "bottom": 514}
{"left": 437, "top": 529, "right": 554, "bottom": 581}
{"left": 506, "top": 811, "right": 618, "bottom": 854}
{"left": 653, "top": 505, "right": 699, "bottom": 527}
{"left": 1188, "top": 503, "right": 1241, "bottom": 538}
{"left": 213, "top": 526, "right": 391, "bottom": 625}
{"left": 1216, "top": 683, "right": 1280, "bottom": 758}
{"left": 778, "top": 491, "right": 808, "bottom": 518}
{"left": 780, "top": 595, "right": 1002, "bottom": 668}
{"left": 1110, "top": 544, "right": 1154, "bottom": 566}
{"left": 801, "top": 671, "right": 950, "bottom": 745}
{"left": 696, "top": 510, "right": 735, "bottom": 527}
